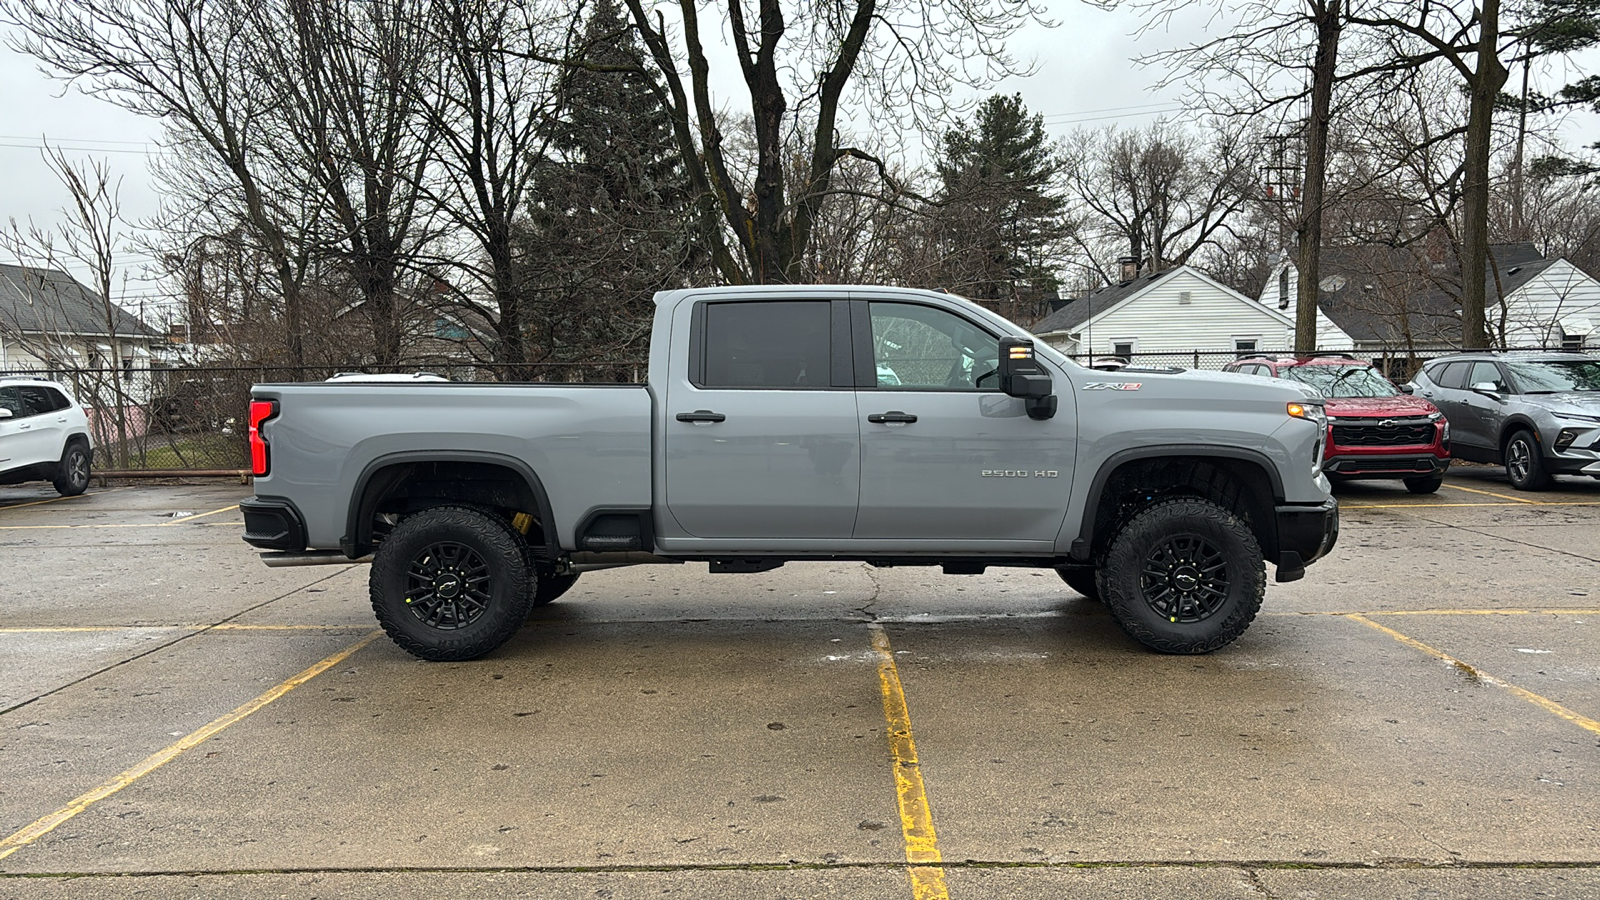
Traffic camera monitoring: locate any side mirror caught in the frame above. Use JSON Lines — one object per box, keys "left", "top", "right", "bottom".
{"left": 998, "top": 337, "right": 1057, "bottom": 420}
{"left": 0, "top": 408, "right": 12, "bottom": 420}
{"left": 1470, "top": 381, "right": 1504, "bottom": 398}
{"left": 1399, "top": 383, "right": 1415, "bottom": 394}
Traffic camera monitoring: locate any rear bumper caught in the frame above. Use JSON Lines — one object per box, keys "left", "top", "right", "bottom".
{"left": 1273, "top": 497, "right": 1339, "bottom": 583}
{"left": 241, "top": 496, "right": 307, "bottom": 551}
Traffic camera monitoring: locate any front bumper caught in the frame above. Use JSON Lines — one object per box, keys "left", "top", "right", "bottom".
{"left": 1323, "top": 453, "right": 1449, "bottom": 477}
{"left": 1273, "top": 497, "right": 1339, "bottom": 583}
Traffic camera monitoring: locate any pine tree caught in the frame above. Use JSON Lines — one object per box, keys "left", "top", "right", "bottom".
{"left": 931, "top": 94, "right": 1070, "bottom": 320}
{"left": 514, "top": 0, "right": 702, "bottom": 370}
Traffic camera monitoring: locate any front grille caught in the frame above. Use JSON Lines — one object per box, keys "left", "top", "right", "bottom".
{"left": 1331, "top": 419, "right": 1435, "bottom": 447}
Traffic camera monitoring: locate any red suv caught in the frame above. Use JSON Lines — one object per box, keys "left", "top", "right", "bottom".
{"left": 1225, "top": 355, "right": 1451, "bottom": 493}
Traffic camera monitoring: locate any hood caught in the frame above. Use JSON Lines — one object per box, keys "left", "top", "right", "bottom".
{"left": 1324, "top": 393, "right": 1440, "bottom": 418}
{"left": 1521, "top": 391, "right": 1600, "bottom": 417}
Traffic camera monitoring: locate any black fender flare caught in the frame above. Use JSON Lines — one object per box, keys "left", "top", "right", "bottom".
{"left": 343, "top": 450, "right": 559, "bottom": 559}
{"left": 1069, "top": 445, "right": 1286, "bottom": 561}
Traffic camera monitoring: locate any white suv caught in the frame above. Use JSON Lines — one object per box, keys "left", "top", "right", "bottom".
{"left": 0, "top": 377, "right": 94, "bottom": 496}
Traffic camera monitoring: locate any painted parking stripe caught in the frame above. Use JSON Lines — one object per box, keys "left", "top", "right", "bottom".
{"left": 1439, "top": 482, "right": 1541, "bottom": 504}
{"left": 161, "top": 504, "right": 239, "bottom": 525}
{"left": 868, "top": 623, "right": 949, "bottom": 900}
{"left": 0, "top": 630, "right": 383, "bottom": 863}
{"left": 1343, "top": 501, "right": 1600, "bottom": 509}
{"left": 1348, "top": 614, "right": 1600, "bottom": 737}
{"left": 0, "top": 488, "right": 124, "bottom": 512}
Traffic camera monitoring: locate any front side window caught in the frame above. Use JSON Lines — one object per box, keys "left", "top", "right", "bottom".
{"left": 700, "top": 301, "right": 832, "bottom": 389}
{"left": 869, "top": 302, "right": 999, "bottom": 391}
{"left": 1468, "top": 361, "right": 1506, "bottom": 391}
{"left": 0, "top": 386, "right": 42, "bottom": 418}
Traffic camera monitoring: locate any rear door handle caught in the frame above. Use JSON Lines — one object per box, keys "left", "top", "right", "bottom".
{"left": 676, "top": 410, "right": 726, "bottom": 424}
{"left": 867, "top": 411, "right": 917, "bottom": 425}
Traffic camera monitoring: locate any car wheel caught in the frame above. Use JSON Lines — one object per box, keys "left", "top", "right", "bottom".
{"left": 1100, "top": 497, "right": 1265, "bottom": 654}
{"left": 1403, "top": 475, "right": 1443, "bottom": 494}
{"left": 531, "top": 569, "right": 580, "bottom": 607}
{"left": 1055, "top": 566, "right": 1101, "bottom": 602}
{"left": 369, "top": 505, "right": 532, "bottom": 661}
{"left": 52, "top": 442, "right": 90, "bottom": 496}
{"left": 1504, "top": 430, "right": 1552, "bottom": 491}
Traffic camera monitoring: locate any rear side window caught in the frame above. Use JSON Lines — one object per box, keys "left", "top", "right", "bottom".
{"left": 1431, "top": 361, "right": 1470, "bottom": 389}
{"left": 10, "top": 386, "right": 63, "bottom": 416}
{"left": 697, "top": 301, "right": 833, "bottom": 389}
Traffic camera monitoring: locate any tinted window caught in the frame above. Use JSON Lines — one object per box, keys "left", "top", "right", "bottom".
{"left": 869, "top": 302, "right": 999, "bottom": 390}
{"left": 700, "top": 301, "right": 832, "bottom": 389}
{"left": 13, "top": 386, "right": 61, "bottom": 416}
{"left": 0, "top": 387, "right": 23, "bottom": 417}
{"left": 1431, "top": 361, "right": 1470, "bottom": 389}
{"left": 1468, "top": 361, "right": 1506, "bottom": 391}
{"left": 1501, "top": 359, "right": 1600, "bottom": 393}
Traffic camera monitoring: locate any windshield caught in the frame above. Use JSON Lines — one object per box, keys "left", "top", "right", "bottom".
{"left": 1281, "top": 365, "right": 1399, "bottom": 398}
{"left": 1501, "top": 359, "right": 1600, "bottom": 393}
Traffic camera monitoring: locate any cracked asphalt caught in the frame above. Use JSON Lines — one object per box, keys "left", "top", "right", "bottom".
{"left": 1, "top": 469, "right": 1599, "bottom": 899}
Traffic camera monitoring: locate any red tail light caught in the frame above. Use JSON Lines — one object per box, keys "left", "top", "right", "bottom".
{"left": 249, "top": 400, "right": 277, "bottom": 476}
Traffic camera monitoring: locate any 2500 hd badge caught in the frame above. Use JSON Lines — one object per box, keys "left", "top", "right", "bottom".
{"left": 981, "top": 469, "right": 1059, "bottom": 477}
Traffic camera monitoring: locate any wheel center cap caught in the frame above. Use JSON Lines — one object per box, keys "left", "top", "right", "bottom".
{"left": 436, "top": 574, "right": 462, "bottom": 598}
{"left": 1172, "top": 567, "right": 1200, "bottom": 592}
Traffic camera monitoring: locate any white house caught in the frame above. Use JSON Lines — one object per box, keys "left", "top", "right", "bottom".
{"left": 1491, "top": 256, "right": 1598, "bottom": 349}
{"left": 1030, "top": 265, "right": 1352, "bottom": 368}
{"left": 0, "top": 262, "right": 162, "bottom": 407}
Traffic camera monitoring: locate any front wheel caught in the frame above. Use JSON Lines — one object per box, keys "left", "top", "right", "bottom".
{"left": 53, "top": 442, "right": 90, "bottom": 496}
{"left": 1099, "top": 497, "right": 1265, "bottom": 654}
{"left": 1504, "top": 430, "right": 1552, "bottom": 491}
{"left": 369, "top": 505, "right": 532, "bottom": 661}
{"left": 1403, "top": 475, "right": 1443, "bottom": 494}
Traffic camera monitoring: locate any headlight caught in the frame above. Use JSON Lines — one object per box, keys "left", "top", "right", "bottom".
{"left": 1552, "top": 412, "right": 1600, "bottom": 424}
{"left": 1428, "top": 411, "right": 1443, "bottom": 421}
{"left": 1287, "top": 401, "right": 1327, "bottom": 425}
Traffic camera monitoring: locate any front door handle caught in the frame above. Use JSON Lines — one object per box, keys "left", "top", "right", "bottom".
{"left": 676, "top": 410, "right": 726, "bottom": 424}
{"left": 867, "top": 411, "right": 918, "bottom": 425}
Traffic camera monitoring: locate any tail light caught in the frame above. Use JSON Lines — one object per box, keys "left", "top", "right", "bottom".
{"left": 249, "top": 400, "right": 277, "bottom": 476}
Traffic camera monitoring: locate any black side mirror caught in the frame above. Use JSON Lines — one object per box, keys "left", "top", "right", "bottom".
{"left": 1399, "top": 383, "right": 1414, "bottom": 394}
{"left": 998, "top": 337, "right": 1057, "bottom": 420}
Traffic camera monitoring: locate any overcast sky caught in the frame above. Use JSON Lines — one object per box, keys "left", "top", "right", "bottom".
{"left": 2, "top": 0, "right": 1597, "bottom": 318}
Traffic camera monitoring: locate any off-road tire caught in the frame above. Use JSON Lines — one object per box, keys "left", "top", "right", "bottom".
{"left": 1504, "top": 429, "right": 1552, "bottom": 491}
{"left": 1403, "top": 475, "right": 1443, "bottom": 495}
{"left": 1055, "top": 566, "right": 1101, "bottom": 602}
{"left": 369, "top": 505, "right": 532, "bottom": 661}
{"left": 52, "top": 441, "right": 90, "bottom": 496}
{"left": 1100, "top": 496, "right": 1265, "bottom": 654}
{"left": 531, "top": 569, "right": 580, "bottom": 607}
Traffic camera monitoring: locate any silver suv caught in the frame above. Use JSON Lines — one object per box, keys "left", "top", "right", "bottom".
{"left": 1409, "top": 352, "right": 1600, "bottom": 490}
{"left": 0, "top": 376, "right": 94, "bottom": 496}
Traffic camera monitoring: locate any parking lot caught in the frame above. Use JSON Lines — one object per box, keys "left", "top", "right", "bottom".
{"left": 1, "top": 469, "right": 1598, "bottom": 899}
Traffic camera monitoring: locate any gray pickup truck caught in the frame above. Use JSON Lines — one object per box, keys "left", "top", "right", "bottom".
{"left": 243, "top": 285, "right": 1338, "bottom": 661}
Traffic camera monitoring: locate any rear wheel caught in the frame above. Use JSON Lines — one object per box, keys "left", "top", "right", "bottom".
{"left": 52, "top": 442, "right": 90, "bottom": 496}
{"left": 1403, "top": 475, "right": 1443, "bottom": 494}
{"left": 369, "top": 505, "right": 532, "bottom": 661}
{"left": 1055, "top": 566, "right": 1101, "bottom": 602}
{"left": 1099, "top": 497, "right": 1265, "bottom": 654}
{"left": 1504, "top": 430, "right": 1552, "bottom": 491}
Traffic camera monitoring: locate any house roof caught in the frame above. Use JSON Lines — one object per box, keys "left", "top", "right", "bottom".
{"left": 1030, "top": 269, "right": 1182, "bottom": 336}
{"left": 0, "top": 263, "right": 158, "bottom": 340}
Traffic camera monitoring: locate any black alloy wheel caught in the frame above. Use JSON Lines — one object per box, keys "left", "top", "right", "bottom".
{"left": 369, "top": 505, "right": 532, "bottom": 661}
{"left": 1099, "top": 496, "right": 1265, "bottom": 654}
{"left": 1138, "top": 534, "right": 1229, "bottom": 624}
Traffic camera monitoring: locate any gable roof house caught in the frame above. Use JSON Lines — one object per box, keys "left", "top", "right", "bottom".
{"left": 1029, "top": 265, "right": 1352, "bottom": 367}
{"left": 0, "top": 263, "right": 162, "bottom": 401}
{"left": 1263, "top": 242, "right": 1598, "bottom": 352}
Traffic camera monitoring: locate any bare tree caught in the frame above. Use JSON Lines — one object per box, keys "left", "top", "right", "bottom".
{"left": 622, "top": 0, "right": 1050, "bottom": 285}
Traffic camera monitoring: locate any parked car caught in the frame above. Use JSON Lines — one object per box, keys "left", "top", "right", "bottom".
{"left": 1225, "top": 354, "right": 1450, "bottom": 493}
{"left": 0, "top": 376, "right": 94, "bottom": 496}
{"left": 1409, "top": 351, "right": 1600, "bottom": 490}
{"left": 1088, "top": 356, "right": 1130, "bottom": 371}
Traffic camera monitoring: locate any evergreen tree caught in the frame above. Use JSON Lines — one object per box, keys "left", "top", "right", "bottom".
{"left": 931, "top": 94, "right": 1070, "bottom": 320}
{"left": 514, "top": 0, "right": 702, "bottom": 369}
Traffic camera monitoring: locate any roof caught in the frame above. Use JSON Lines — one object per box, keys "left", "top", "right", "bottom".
{"left": 1030, "top": 269, "right": 1187, "bottom": 336}
{"left": 0, "top": 263, "right": 158, "bottom": 340}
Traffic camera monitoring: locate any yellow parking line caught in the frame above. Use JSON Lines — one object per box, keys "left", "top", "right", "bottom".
{"left": 0, "top": 630, "right": 382, "bottom": 863}
{"left": 1348, "top": 614, "right": 1600, "bottom": 737}
{"left": 161, "top": 504, "right": 239, "bottom": 525}
{"left": 1343, "top": 501, "right": 1600, "bottom": 509}
{"left": 868, "top": 624, "right": 949, "bottom": 900}
{"left": 1440, "top": 483, "right": 1540, "bottom": 504}
{"left": 0, "top": 489, "right": 121, "bottom": 512}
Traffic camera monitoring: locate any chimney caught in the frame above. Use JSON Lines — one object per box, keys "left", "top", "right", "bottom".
{"left": 1118, "top": 256, "right": 1138, "bottom": 283}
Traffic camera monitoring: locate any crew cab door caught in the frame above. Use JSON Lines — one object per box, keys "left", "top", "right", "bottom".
{"left": 850, "top": 299, "right": 1076, "bottom": 543}
{"left": 662, "top": 297, "right": 861, "bottom": 539}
